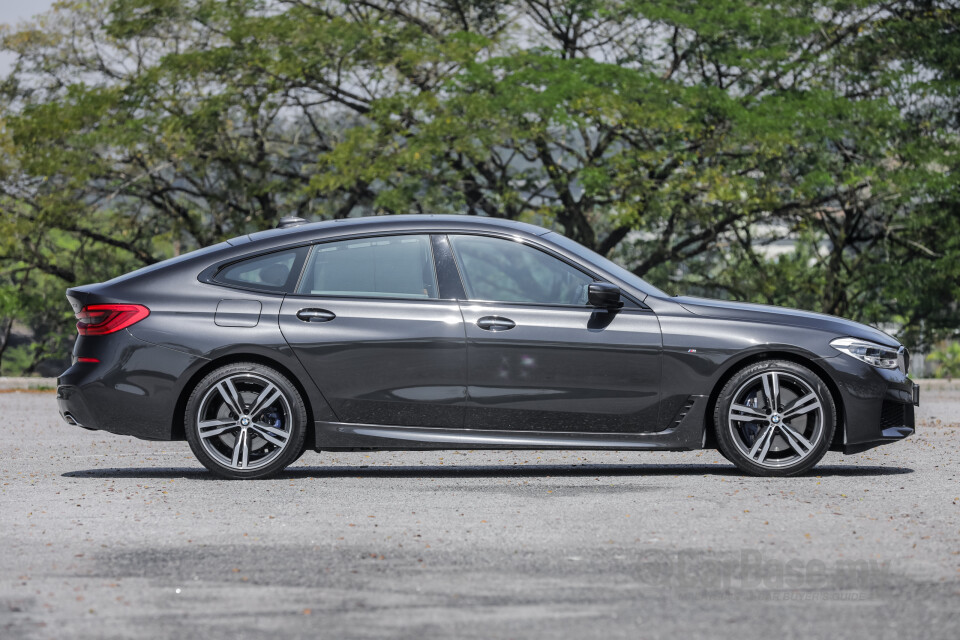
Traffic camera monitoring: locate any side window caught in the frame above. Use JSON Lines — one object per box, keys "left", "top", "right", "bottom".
{"left": 214, "top": 248, "right": 306, "bottom": 293}
{"left": 296, "top": 235, "right": 438, "bottom": 299}
{"left": 449, "top": 235, "right": 594, "bottom": 305}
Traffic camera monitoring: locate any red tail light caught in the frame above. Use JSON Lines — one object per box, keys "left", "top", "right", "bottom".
{"left": 76, "top": 304, "right": 150, "bottom": 336}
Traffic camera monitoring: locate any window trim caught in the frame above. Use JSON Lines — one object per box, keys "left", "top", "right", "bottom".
{"left": 445, "top": 232, "right": 646, "bottom": 310}
{"left": 199, "top": 228, "right": 648, "bottom": 310}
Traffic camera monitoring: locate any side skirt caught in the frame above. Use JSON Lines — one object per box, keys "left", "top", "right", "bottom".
{"left": 314, "top": 395, "right": 708, "bottom": 452}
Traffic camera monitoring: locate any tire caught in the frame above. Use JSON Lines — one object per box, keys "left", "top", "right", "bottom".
{"left": 184, "top": 362, "right": 307, "bottom": 479}
{"left": 714, "top": 360, "right": 836, "bottom": 477}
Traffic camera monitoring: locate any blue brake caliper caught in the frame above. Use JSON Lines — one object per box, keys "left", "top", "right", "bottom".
{"left": 739, "top": 392, "right": 761, "bottom": 446}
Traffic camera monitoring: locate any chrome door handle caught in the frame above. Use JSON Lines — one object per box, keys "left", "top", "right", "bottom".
{"left": 296, "top": 308, "right": 336, "bottom": 323}
{"left": 476, "top": 316, "right": 516, "bottom": 331}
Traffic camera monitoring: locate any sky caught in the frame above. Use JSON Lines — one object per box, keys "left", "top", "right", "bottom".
{"left": 0, "top": 0, "right": 56, "bottom": 26}
{"left": 0, "top": 0, "right": 58, "bottom": 74}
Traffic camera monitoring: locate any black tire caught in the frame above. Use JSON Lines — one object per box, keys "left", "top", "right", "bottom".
{"left": 714, "top": 360, "right": 836, "bottom": 477}
{"left": 184, "top": 362, "right": 307, "bottom": 479}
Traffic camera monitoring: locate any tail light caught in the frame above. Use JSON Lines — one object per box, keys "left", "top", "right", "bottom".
{"left": 76, "top": 304, "right": 150, "bottom": 336}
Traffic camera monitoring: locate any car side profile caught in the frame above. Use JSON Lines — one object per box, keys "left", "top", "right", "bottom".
{"left": 57, "top": 215, "right": 919, "bottom": 479}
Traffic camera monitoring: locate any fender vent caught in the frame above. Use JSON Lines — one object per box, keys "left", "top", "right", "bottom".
{"left": 670, "top": 395, "right": 697, "bottom": 428}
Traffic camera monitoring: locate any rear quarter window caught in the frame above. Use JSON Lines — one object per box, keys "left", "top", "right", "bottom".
{"left": 212, "top": 247, "right": 308, "bottom": 293}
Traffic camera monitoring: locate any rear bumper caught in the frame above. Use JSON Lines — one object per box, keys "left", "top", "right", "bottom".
{"left": 57, "top": 384, "right": 98, "bottom": 430}
{"left": 57, "top": 330, "right": 205, "bottom": 440}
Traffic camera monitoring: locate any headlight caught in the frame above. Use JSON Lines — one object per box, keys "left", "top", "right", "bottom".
{"left": 830, "top": 337, "right": 902, "bottom": 370}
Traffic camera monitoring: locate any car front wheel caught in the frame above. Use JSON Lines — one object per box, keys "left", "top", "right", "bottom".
{"left": 184, "top": 362, "right": 307, "bottom": 479}
{"left": 714, "top": 360, "right": 836, "bottom": 477}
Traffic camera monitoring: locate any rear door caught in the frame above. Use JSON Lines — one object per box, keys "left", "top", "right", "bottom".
{"left": 279, "top": 234, "right": 466, "bottom": 428}
{"left": 448, "top": 234, "right": 662, "bottom": 433}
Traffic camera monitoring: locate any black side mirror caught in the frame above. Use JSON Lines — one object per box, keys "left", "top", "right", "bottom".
{"left": 588, "top": 282, "right": 622, "bottom": 308}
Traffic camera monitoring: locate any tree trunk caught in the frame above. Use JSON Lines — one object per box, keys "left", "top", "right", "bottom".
{"left": 0, "top": 317, "right": 13, "bottom": 374}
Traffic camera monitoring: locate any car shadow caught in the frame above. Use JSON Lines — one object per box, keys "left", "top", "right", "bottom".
{"left": 62, "top": 463, "right": 914, "bottom": 480}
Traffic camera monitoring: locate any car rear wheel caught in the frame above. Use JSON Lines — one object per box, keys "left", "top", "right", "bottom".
{"left": 714, "top": 360, "right": 836, "bottom": 477}
{"left": 185, "top": 363, "right": 307, "bottom": 479}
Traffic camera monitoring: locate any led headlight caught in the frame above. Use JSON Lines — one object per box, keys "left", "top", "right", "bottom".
{"left": 829, "top": 337, "right": 901, "bottom": 370}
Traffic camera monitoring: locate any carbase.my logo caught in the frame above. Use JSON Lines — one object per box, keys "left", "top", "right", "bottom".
{"left": 635, "top": 549, "right": 889, "bottom": 591}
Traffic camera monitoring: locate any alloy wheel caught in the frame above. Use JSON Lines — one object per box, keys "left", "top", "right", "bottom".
{"left": 195, "top": 373, "right": 294, "bottom": 471}
{"left": 726, "top": 371, "right": 825, "bottom": 469}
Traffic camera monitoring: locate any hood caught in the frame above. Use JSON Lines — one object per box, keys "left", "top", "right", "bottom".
{"left": 673, "top": 296, "right": 900, "bottom": 348}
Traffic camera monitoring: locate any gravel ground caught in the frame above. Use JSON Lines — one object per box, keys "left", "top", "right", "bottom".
{"left": 1, "top": 383, "right": 958, "bottom": 639}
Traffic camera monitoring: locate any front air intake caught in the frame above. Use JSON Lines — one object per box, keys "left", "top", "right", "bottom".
{"left": 879, "top": 400, "right": 907, "bottom": 430}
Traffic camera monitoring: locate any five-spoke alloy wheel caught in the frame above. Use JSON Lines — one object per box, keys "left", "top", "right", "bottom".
{"left": 714, "top": 360, "right": 836, "bottom": 476}
{"left": 185, "top": 363, "right": 307, "bottom": 479}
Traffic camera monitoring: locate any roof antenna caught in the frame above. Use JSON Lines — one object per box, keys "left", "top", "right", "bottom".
{"left": 277, "top": 216, "right": 307, "bottom": 229}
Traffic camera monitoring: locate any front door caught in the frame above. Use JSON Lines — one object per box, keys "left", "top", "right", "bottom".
{"left": 449, "top": 234, "right": 661, "bottom": 433}
{"left": 279, "top": 234, "right": 466, "bottom": 428}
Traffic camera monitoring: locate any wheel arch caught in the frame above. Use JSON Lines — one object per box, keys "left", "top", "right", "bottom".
{"left": 171, "top": 353, "right": 316, "bottom": 445}
{"left": 703, "top": 350, "right": 846, "bottom": 451}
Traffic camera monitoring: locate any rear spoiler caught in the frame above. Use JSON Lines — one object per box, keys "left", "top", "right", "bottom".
{"left": 65, "top": 284, "right": 127, "bottom": 314}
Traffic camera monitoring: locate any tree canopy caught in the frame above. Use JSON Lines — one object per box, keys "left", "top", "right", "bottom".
{"left": 1, "top": 0, "right": 958, "bottom": 373}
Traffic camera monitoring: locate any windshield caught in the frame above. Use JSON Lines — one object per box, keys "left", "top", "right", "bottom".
{"left": 543, "top": 232, "right": 669, "bottom": 298}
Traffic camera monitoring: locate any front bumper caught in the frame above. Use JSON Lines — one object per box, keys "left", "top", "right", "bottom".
{"left": 826, "top": 354, "right": 919, "bottom": 454}
{"left": 841, "top": 381, "right": 920, "bottom": 454}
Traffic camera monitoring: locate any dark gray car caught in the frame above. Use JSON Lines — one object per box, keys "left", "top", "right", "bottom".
{"left": 57, "top": 215, "right": 919, "bottom": 479}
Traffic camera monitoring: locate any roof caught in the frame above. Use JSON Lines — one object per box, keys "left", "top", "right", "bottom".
{"left": 237, "top": 214, "right": 553, "bottom": 247}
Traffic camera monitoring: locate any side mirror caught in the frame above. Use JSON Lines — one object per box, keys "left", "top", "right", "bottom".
{"left": 588, "top": 282, "right": 622, "bottom": 308}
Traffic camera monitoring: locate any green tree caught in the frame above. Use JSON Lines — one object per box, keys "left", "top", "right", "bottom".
{"left": 927, "top": 342, "right": 960, "bottom": 379}
{"left": 1, "top": 0, "right": 958, "bottom": 371}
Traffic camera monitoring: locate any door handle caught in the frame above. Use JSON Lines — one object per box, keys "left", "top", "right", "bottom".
{"left": 476, "top": 316, "right": 516, "bottom": 331}
{"left": 296, "top": 308, "right": 336, "bottom": 323}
